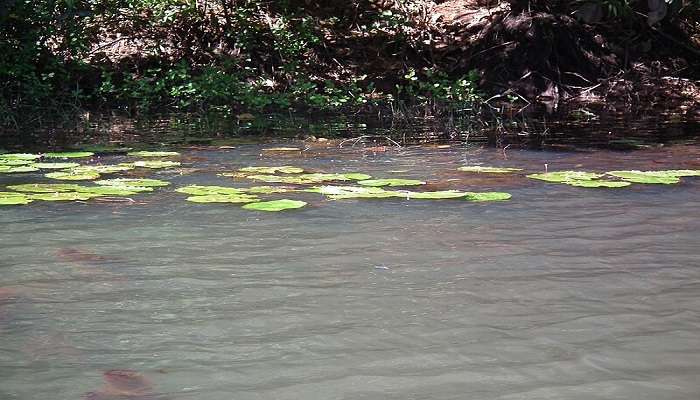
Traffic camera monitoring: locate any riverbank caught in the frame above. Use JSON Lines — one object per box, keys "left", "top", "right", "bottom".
{"left": 2, "top": 1, "right": 698, "bottom": 134}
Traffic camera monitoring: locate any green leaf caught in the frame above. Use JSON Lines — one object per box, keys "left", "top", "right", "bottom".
{"left": 398, "top": 190, "right": 470, "bottom": 199}
{"left": 45, "top": 171, "right": 101, "bottom": 180}
{"left": 242, "top": 199, "right": 307, "bottom": 211}
{"left": 0, "top": 165, "right": 39, "bottom": 173}
{"left": 185, "top": 194, "right": 260, "bottom": 203}
{"left": 127, "top": 151, "right": 180, "bottom": 157}
{"left": 357, "top": 178, "right": 425, "bottom": 187}
{"left": 458, "top": 166, "right": 523, "bottom": 173}
{"left": 133, "top": 160, "right": 181, "bottom": 169}
{"left": 239, "top": 173, "right": 371, "bottom": 184}
{"left": 95, "top": 178, "right": 170, "bottom": 187}
{"left": 239, "top": 166, "right": 304, "bottom": 174}
{"left": 29, "top": 192, "right": 99, "bottom": 201}
{"left": 464, "top": 192, "right": 512, "bottom": 202}
{"left": 0, "top": 192, "right": 32, "bottom": 205}
{"left": 0, "top": 159, "right": 35, "bottom": 166}
{"left": 43, "top": 151, "right": 95, "bottom": 158}
{"left": 606, "top": 170, "right": 698, "bottom": 184}
{"left": 176, "top": 185, "right": 245, "bottom": 196}
{"left": 241, "top": 186, "right": 292, "bottom": 194}
{"left": 527, "top": 171, "right": 603, "bottom": 182}
{"left": 33, "top": 162, "right": 81, "bottom": 169}
{"left": 7, "top": 183, "right": 82, "bottom": 193}
{"left": 70, "top": 164, "right": 134, "bottom": 174}
{"left": 0, "top": 153, "right": 41, "bottom": 160}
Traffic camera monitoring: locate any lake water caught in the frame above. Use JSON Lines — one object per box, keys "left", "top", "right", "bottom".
{"left": 1, "top": 141, "right": 700, "bottom": 399}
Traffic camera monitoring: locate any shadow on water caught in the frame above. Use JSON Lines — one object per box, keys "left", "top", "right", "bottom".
{"left": 1, "top": 108, "right": 699, "bottom": 151}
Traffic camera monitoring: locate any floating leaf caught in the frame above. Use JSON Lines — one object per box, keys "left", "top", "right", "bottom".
{"left": 43, "top": 151, "right": 94, "bottom": 158}
{"left": 0, "top": 192, "right": 32, "bottom": 205}
{"left": 458, "top": 166, "right": 523, "bottom": 173}
{"left": 0, "top": 159, "right": 35, "bottom": 166}
{"left": 241, "top": 186, "right": 292, "bottom": 194}
{"left": 71, "top": 164, "right": 134, "bottom": 174}
{"left": 29, "top": 192, "right": 99, "bottom": 201}
{"left": 81, "top": 145, "right": 132, "bottom": 154}
{"left": 0, "top": 165, "right": 39, "bottom": 173}
{"left": 239, "top": 166, "right": 304, "bottom": 174}
{"left": 606, "top": 170, "right": 699, "bottom": 184}
{"left": 357, "top": 178, "right": 425, "bottom": 187}
{"left": 527, "top": 171, "right": 603, "bottom": 183}
{"left": 242, "top": 199, "right": 307, "bottom": 211}
{"left": 399, "top": 190, "right": 471, "bottom": 199}
{"left": 240, "top": 173, "right": 371, "bottom": 184}
{"left": 464, "top": 192, "right": 512, "bottom": 202}
{"left": 185, "top": 194, "right": 260, "bottom": 203}
{"left": 261, "top": 147, "right": 301, "bottom": 152}
{"left": 176, "top": 185, "right": 245, "bottom": 196}
{"left": 7, "top": 183, "right": 82, "bottom": 193}
{"left": 565, "top": 180, "right": 631, "bottom": 188}
{"left": 33, "top": 162, "right": 80, "bottom": 169}
{"left": 45, "top": 171, "right": 101, "bottom": 180}
{"left": 311, "top": 185, "right": 398, "bottom": 199}
{"left": 96, "top": 178, "right": 170, "bottom": 187}
{"left": 133, "top": 160, "right": 181, "bottom": 169}
{"left": 127, "top": 151, "right": 180, "bottom": 157}
{"left": 73, "top": 186, "right": 140, "bottom": 196}
{"left": 0, "top": 153, "right": 41, "bottom": 160}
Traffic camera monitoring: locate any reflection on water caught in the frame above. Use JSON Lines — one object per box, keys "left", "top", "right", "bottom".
{"left": 1, "top": 143, "right": 700, "bottom": 399}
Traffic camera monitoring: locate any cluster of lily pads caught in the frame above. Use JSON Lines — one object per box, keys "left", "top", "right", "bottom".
{"left": 0, "top": 179, "right": 171, "bottom": 205}
{"left": 457, "top": 165, "right": 700, "bottom": 187}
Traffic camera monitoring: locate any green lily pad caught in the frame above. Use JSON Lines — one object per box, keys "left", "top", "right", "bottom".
{"left": 458, "top": 166, "right": 523, "bottom": 173}
{"left": 527, "top": 171, "right": 603, "bottom": 183}
{"left": 29, "top": 192, "right": 99, "bottom": 201}
{"left": 239, "top": 166, "right": 304, "bottom": 174}
{"left": 357, "top": 178, "right": 425, "bottom": 187}
{"left": 565, "top": 180, "right": 632, "bottom": 188}
{"left": 240, "top": 173, "right": 371, "bottom": 184}
{"left": 242, "top": 199, "right": 307, "bottom": 211}
{"left": 0, "top": 153, "right": 41, "bottom": 160}
{"left": 73, "top": 186, "right": 141, "bottom": 196}
{"left": 464, "top": 192, "right": 512, "bottom": 202}
{"left": 241, "top": 186, "right": 292, "bottom": 194}
{"left": 0, "top": 165, "right": 39, "bottom": 173}
{"left": 176, "top": 185, "right": 245, "bottom": 196}
{"left": 45, "top": 171, "right": 101, "bottom": 180}
{"left": 0, "top": 159, "right": 35, "bottom": 166}
{"left": 0, "top": 192, "right": 32, "bottom": 205}
{"left": 606, "top": 170, "right": 698, "bottom": 184}
{"left": 43, "top": 151, "right": 95, "bottom": 158}
{"left": 7, "top": 183, "right": 82, "bottom": 193}
{"left": 127, "top": 151, "right": 180, "bottom": 157}
{"left": 185, "top": 194, "right": 260, "bottom": 203}
{"left": 311, "top": 185, "right": 399, "bottom": 199}
{"left": 81, "top": 145, "right": 133, "bottom": 154}
{"left": 33, "top": 162, "right": 81, "bottom": 169}
{"left": 133, "top": 160, "right": 181, "bottom": 169}
{"left": 261, "top": 147, "right": 302, "bottom": 152}
{"left": 71, "top": 164, "right": 134, "bottom": 174}
{"left": 398, "top": 190, "right": 471, "bottom": 199}
{"left": 96, "top": 178, "right": 170, "bottom": 187}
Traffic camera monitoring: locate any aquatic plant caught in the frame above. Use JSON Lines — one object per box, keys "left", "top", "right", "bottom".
{"left": 311, "top": 185, "right": 512, "bottom": 202}
{"left": 261, "top": 147, "right": 302, "bottom": 152}
{"left": 458, "top": 166, "right": 523, "bottom": 173}
{"left": 70, "top": 165, "right": 134, "bottom": 174}
{"left": 0, "top": 165, "right": 39, "bottom": 173}
{"left": 238, "top": 166, "right": 304, "bottom": 174}
{"left": 33, "top": 162, "right": 81, "bottom": 169}
{"left": 606, "top": 170, "right": 700, "bottom": 184}
{"left": 43, "top": 151, "right": 95, "bottom": 158}
{"left": 527, "top": 171, "right": 629, "bottom": 188}
{"left": 0, "top": 192, "right": 32, "bottom": 205}
{"left": 242, "top": 199, "right": 307, "bottom": 211}
{"left": 0, "top": 153, "right": 41, "bottom": 160}
{"left": 45, "top": 171, "right": 101, "bottom": 180}
{"left": 176, "top": 185, "right": 245, "bottom": 195}
{"left": 464, "top": 192, "right": 512, "bottom": 201}
{"left": 0, "top": 158, "right": 35, "bottom": 166}
{"left": 133, "top": 160, "right": 181, "bottom": 169}
{"left": 185, "top": 194, "right": 260, "bottom": 203}
{"left": 234, "top": 172, "right": 372, "bottom": 184}
{"left": 29, "top": 192, "right": 99, "bottom": 201}
{"left": 127, "top": 151, "right": 180, "bottom": 157}
{"left": 96, "top": 178, "right": 170, "bottom": 187}
{"left": 357, "top": 178, "right": 425, "bottom": 187}
{"left": 7, "top": 183, "right": 82, "bottom": 193}
{"left": 241, "top": 186, "right": 292, "bottom": 194}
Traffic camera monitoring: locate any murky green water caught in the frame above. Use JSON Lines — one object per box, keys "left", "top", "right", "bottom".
{"left": 2, "top": 142, "right": 700, "bottom": 399}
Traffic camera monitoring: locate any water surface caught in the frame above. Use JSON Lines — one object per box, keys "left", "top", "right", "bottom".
{"left": 2, "top": 143, "right": 700, "bottom": 399}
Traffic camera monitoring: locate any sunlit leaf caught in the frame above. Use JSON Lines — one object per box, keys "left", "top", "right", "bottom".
{"left": 458, "top": 166, "right": 523, "bottom": 173}
{"left": 242, "top": 199, "right": 307, "bottom": 211}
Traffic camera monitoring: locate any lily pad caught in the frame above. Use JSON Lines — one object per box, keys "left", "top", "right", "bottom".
{"left": 239, "top": 166, "right": 304, "bottom": 174}
{"left": 357, "top": 178, "right": 425, "bottom": 187}
{"left": 185, "top": 194, "right": 260, "bottom": 203}
{"left": 0, "top": 159, "right": 35, "bottom": 166}
{"left": 399, "top": 190, "right": 471, "bottom": 199}
{"left": 33, "top": 162, "right": 81, "bottom": 169}
{"left": 45, "top": 171, "right": 101, "bottom": 180}
{"left": 176, "top": 185, "right": 245, "bottom": 196}
{"left": 241, "top": 186, "right": 292, "bottom": 194}
{"left": 458, "top": 166, "right": 523, "bottom": 173}
{"left": 0, "top": 192, "right": 32, "bottom": 205}
{"left": 0, "top": 165, "right": 39, "bottom": 173}
{"left": 527, "top": 171, "right": 603, "bottom": 183}
{"left": 73, "top": 186, "right": 141, "bottom": 196}
{"left": 127, "top": 151, "right": 180, "bottom": 157}
{"left": 311, "top": 185, "right": 399, "bottom": 199}
{"left": 606, "top": 170, "right": 698, "bottom": 184}
{"left": 7, "top": 183, "right": 82, "bottom": 193}
{"left": 29, "top": 192, "right": 99, "bottom": 201}
{"left": 242, "top": 199, "right": 307, "bottom": 211}
{"left": 71, "top": 164, "right": 134, "bottom": 174}
{"left": 565, "top": 180, "right": 631, "bottom": 188}
{"left": 43, "top": 151, "right": 95, "bottom": 158}
{"left": 96, "top": 178, "right": 170, "bottom": 187}
{"left": 0, "top": 153, "right": 41, "bottom": 161}
{"left": 464, "top": 192, "right": 512, "bottom": 202}
{"left": 261, "top": 147, "right": 302, "bottom": 152}
{"left": 240, "top": 173, "right": 371, "bottom": 184}
{"left": 133, "top": 160, "right": 181, "bottom": 169}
